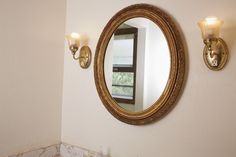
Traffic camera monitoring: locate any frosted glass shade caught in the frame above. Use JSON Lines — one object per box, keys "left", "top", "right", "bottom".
{"left": 66, "top": 32, "right": 80, "bottom": 47}
{"left": 198, "top": 17, "right": 223, "bottom": 40}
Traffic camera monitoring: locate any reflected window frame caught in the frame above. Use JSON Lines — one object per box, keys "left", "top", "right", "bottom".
{"left": 112, "top": 27, "right": 138, "bottom": 104}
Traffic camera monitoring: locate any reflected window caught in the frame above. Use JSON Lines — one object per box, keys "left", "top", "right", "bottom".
{"left": 112, "top": 27, "right": 138, "bottom": 104}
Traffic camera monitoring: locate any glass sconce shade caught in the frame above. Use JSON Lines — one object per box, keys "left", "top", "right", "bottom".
{"left": 198, "top": 17, "right": 223, "bottom": 40}
{"left": 66, "top": 32, "right": 80, "bottom": 53}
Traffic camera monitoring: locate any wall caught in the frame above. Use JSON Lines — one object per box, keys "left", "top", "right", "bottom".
{"left": 135, "top": 28, "right": 145, "bottom": 111}
{"left": 62, "top": 0, "right": 236, "bottom": 157}
{"left": 104, "top": 19, "right": 147, "bottom": 112}
{"left": 143, "top": 20, "right": 170, "bottom": 108}
{"left": 0, "top": 0, "right": 66, "bottom": 156}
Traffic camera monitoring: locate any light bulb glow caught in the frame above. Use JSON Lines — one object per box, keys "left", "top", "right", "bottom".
{"left": 70, "top": 32, "right": 80, "bottom": 39}
{"left": 205, "top": 17, "right": 219, "bottom": 25}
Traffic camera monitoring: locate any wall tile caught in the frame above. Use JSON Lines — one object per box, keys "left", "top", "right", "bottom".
{"left": 7, "top": 143, "right": 103, "bottom": 157}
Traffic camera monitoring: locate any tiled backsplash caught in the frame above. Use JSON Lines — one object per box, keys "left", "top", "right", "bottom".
{"left": 60, "top": 143, "right": 98, "bottom": 157}
{"left": 8, "top": 144, "right": 60, "bottom": 157}
{"left": 7, "top": 143, "right": 104, "bottom": 157}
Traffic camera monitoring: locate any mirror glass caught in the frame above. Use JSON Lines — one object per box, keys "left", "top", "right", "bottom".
{"left": 104, "top": 17, "right": 170, "bottom": 113}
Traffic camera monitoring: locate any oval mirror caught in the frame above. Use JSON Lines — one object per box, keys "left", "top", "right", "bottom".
{"left": 94, "top": 4, "right": 185, "bottom": 125}
{"left": 104, "top": 17, "right": 170, "bottom": 112}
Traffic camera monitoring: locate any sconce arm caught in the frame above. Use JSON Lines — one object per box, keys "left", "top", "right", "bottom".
{"left": 72, "top": 54, "right": 89, "bottom": 60}
{"left": 72, "top": 54, "right": 81, "bottom": 60}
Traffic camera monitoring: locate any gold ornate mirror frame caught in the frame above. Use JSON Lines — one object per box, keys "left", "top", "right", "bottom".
{"left": 94, "top": 4, "right": 185, "bottom": 125}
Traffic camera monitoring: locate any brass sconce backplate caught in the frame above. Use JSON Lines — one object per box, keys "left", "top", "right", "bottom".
{"left": 79, "top": 46, "right": 92, "bottom": 69}
{"left": 203, "top": 38, "right": 228, "bottom": 71}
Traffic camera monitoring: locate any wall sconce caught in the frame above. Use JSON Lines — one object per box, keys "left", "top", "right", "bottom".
{"left": 198, "top": 17, "right": 228, "bottom": 71}
{"left": 66, "top": 32, "right": 92, "bottom": 69}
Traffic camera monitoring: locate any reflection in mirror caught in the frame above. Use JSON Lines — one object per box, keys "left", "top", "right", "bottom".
{"left": 105, "top": 18, "right": 170, "bottom": 113}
